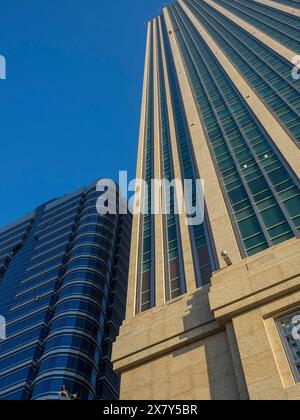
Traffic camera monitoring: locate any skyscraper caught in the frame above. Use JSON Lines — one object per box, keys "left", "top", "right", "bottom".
{"left": 113, "top": 0, "right": 300, "bottom": 400}
{"left": 0, "top": 181, "right": 132, "bottom": 400}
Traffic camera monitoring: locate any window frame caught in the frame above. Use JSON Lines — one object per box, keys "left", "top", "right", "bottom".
{"left": 277, "top": 310, "right": 300, "bottom": 383}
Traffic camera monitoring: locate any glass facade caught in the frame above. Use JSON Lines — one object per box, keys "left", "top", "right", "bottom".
{"left": 156, "top": 20, "right": 187, "bottom": 300}
{"left": 160, "top": 17, "right": 216, "bottom": 287}
{"left": 214, "top": 0, "right": 300, "bottom": 54}
{"left": 167, "top": 1, "right": 300, "bottom": 257}
{"left": 136, "top": 16, "right": 217, "bottom": 314}
{"left": 135, "top": 0, "right": 300, "bottom": 315}
{"left": 185, "top": 0, "right": 300, "bottom": 146}
{"left": 271, "top": 0, "right": 300, "bottom": 9}
{"left": 0, "top": 182, "right": 131, "bottom": 400}
{"left": 136, "top": 22, "right": 156, "bottom": 314}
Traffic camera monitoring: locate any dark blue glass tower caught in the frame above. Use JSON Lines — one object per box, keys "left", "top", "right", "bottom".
{"left": 0, "top": 181, "right": 131, "bottom": 400}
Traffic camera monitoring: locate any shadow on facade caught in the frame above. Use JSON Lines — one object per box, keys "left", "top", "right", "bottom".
{"left": 171, "top": 287, "right": 241, "bottom": 400}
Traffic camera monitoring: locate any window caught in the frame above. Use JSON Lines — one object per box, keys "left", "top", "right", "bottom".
{"left": 278, "top": 311, "right": 300, "bottom": 382}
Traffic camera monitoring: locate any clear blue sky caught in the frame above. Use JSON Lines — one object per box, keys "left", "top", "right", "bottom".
{"left": 0, "top": 0, "right": 169, "bottom": 228}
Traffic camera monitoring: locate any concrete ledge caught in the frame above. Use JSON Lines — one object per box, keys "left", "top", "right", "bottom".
{"left": 113, "top": 285, "right": 224, "bottom": 372}
{"left": 209, "top": 238, "right": 300, "bottom": 322}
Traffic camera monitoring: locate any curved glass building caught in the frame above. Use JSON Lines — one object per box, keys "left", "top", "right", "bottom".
{"left": 0, "top": 180, "right": 132, "bottom": 400}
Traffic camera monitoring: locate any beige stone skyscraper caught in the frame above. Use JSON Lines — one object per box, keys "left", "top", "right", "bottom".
{"left": 113, "top": 0, "right": 300, "bottom": 400}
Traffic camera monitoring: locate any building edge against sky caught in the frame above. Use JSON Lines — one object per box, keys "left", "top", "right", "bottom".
{"left": 112, "top": 0, "right": 300, "bottom": 400}
{"left": 0, "top": 180, "right": 132, "bottom": 400}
